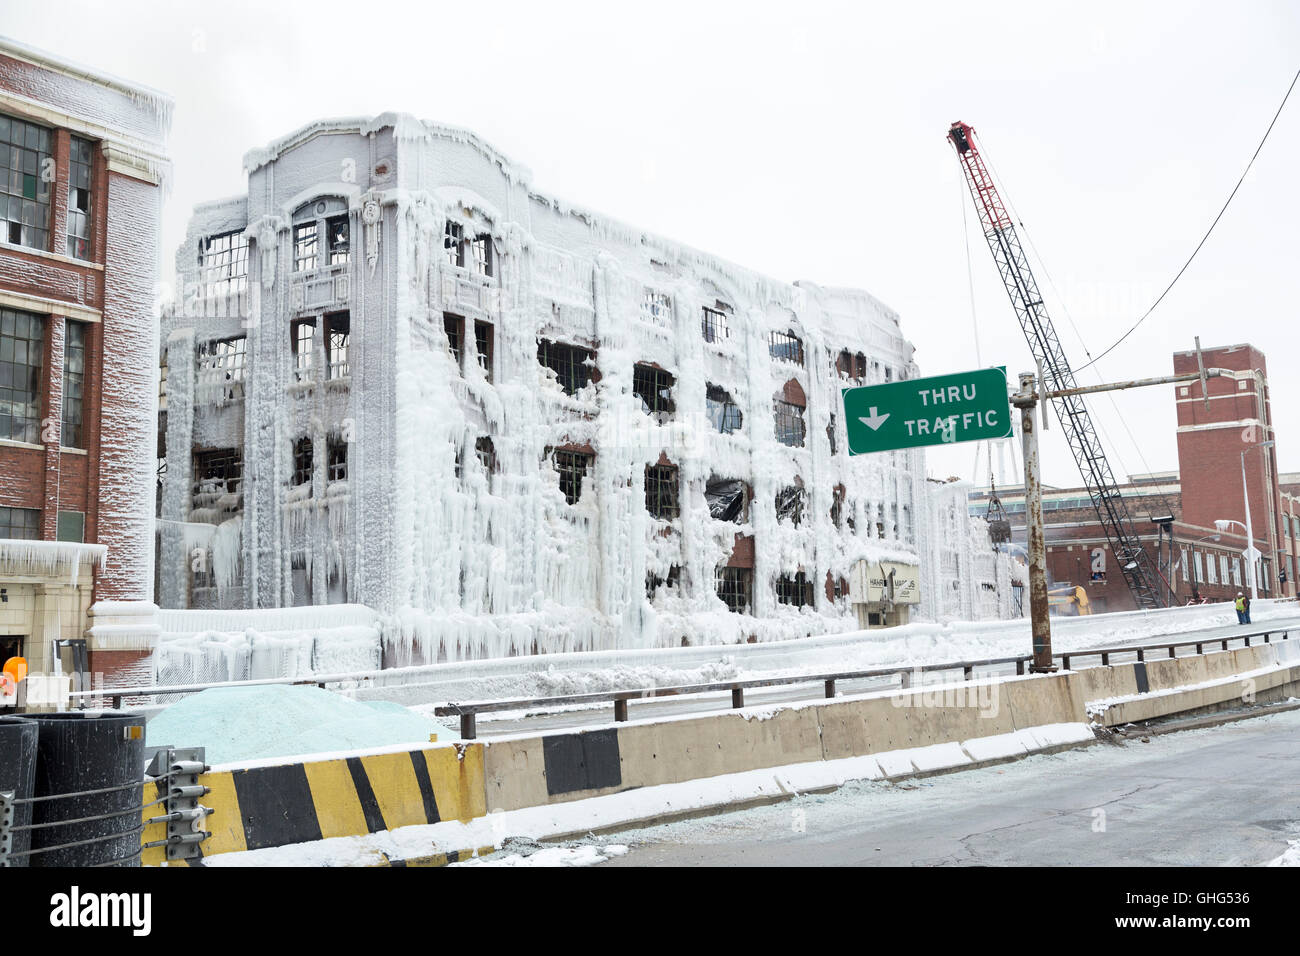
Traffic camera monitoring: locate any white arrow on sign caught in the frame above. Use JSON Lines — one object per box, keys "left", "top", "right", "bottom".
{"left": 859, "top": 407, "right": 890, "bottom": 431}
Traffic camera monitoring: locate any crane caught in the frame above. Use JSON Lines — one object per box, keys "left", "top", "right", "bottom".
{"left": 947, "top": 121, "right": 1166, "bottom": 610}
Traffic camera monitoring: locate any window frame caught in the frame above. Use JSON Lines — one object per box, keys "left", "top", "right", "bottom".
{"left": 61, "top": 319, "right": 86, "bottom": 448}
{"left": 633, "top": 363, "right": 676, "bottom": 422}
{"left": 715, "top": 566, "right": 753, "bottom": 614}
{"left": 0, "top": 112, "right": 53, "bottom": 252}
{"left": 66, "top": 135, "right": 94, "bottom": 260}
{"left": 0, "top": 307, "right": 44, "bottom": 444}
{"left": 645, "top": 463, "right": 680, "bottom": 520}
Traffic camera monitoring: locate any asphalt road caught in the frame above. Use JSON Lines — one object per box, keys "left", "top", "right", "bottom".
{"left": 600, "top": 707, "right": 1300, "bottom": 866}
{"left": 466, "top": 615, "right": 1300, "bottom": 738}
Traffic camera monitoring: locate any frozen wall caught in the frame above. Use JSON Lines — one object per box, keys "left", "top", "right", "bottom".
{"left": 158, "top": 113, "right": 1021, "bottom": 667}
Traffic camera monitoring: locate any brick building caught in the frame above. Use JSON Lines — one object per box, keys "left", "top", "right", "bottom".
{"left": 969, "top": 343, "right": 1288, "bottom": 613}
{"left": 0, "top": 37, "right": 171, "bottom": 684}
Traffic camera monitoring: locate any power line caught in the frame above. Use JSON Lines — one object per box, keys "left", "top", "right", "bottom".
{"left": 1077, "top": 63, "right": 1300, "bottom": 373}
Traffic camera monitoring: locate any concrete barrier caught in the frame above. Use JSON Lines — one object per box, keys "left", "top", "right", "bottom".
{"left": 481, "top": 672, "right": 1087, "bottom": 812}
{"left": 143, "top": 742, "right": 485, "bottom": 864}
{"left": 1072, "top": 663, "right": 1140, "bottom": 702}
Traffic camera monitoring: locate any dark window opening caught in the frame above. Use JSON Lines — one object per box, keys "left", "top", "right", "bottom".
{"left": 774, "top": 400, "right": 806, "bottom": 448}
{"left": 61, "top": 320, "right": 85, "bottom": 448}
{"left": 475, "top": 436, "right": 497, "bottom": 475}
{"left": 776, "top": 485, "right": 805, "bottom": 526}
{"left": 831, "top": 485, "right": 845, "bottom": 530}
{"left": 537, "top": 339, "right": 594, "bottom": 395}
{"left": 706, "top": 384, "right": 743, "bottom": 434}
{"left": 327, "top": 214, "right": 350, "bottom": 265}
{"left": 0, "top": 307, "right": 44, "bottom": 444}
{"left": 768, "top": 329, "right": 804, "bottom": 365}
{"left": 776, "top": 571, "right": 814, "bottom": 608}
{"left": 827, "top": 413, "right": 838, "bottom": 455}
{"left": 0, "top": 505, "right": 40, "bottom": 540}
{"left": 474, "top": 320, "right": 492, "bottom": 381}
{"left": 645, "top": 463, "right": 680, "bottom": 520}
{"left": 327, "top": 313, "right": 350, "bottom": 379}
{"left": 706, "top": 477, "right": 749, "bottom": 523}
{"left": 552, "top": 448, "right": 593, "bottom": 505}
{"left": 836, "top": 350, "right": 868, "bottom": 382}
{"left": 444, "top": 222, "right": 465, "bottom": 268}
{"left": 715, "top": 566, "right": 752, "bottom": 614}
{"left": 192, "top": 449, "right": 243, "bottom": 516}
{"left": 444, "top": 313, "right": 463, "bottom": 368}
{"left": 197, "top": 335, "right": 246, "bottom": 402}
{"left": 328, "top": 438, "right": 348, "bottom": 482}
{"left": 66, "top": 136, "right": 93, "bottom": 260}
{"left": 701, "top": 303, "right": 731, "bottom": 343}
{"left": 292, "top": 437, "right": 313, "bottom": 487}
{"left": 634, "top": 364, "right": 675, "bottom": 422}
{"left": 646, "top": 565, "right": 681, "bottom": 600}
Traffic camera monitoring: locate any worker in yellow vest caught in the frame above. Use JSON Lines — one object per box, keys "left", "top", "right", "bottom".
{"left": 1235, "top": 592, "right": 1248, "bottom": 625}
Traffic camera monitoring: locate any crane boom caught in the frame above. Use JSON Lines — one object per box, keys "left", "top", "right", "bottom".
{"left": 948, "top": 120, "right": 1166, "bottom": 610}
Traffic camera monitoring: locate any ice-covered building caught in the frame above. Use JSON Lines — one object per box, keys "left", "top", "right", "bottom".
{"left": 0, "top": 37, "right": 170, "bottom": 685}
{"left": 157, "top": 113, "right": 1017, "bottom": 663}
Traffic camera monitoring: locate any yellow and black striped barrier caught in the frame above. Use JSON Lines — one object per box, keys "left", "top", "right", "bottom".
{"left": 142, "top": 743, "right": 486, "bottom": 865}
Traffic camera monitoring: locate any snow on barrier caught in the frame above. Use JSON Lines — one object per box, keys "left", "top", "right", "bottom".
{"left": 160, "top": 637, "right": 1300, "bottom": 863}
{"left": 1084, "top": 643, "right": 1300, "bottom": 727}
{"left": 141, "top": 742, "right": 485, "bottom": 864}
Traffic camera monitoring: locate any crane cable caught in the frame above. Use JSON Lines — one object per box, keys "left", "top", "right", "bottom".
{"left": 1077, "top": 63, "right": 1300, "bottom": 373}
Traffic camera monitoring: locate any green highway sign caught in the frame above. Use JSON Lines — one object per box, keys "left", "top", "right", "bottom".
{"left": 842, "top": 367, "right": 1013, "bottom": 455}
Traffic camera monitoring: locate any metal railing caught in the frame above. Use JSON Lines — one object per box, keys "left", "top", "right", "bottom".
{"left": 434, "top": 628, "right": 1291, "bottom": 739}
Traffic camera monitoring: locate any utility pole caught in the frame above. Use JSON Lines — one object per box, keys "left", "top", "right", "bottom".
{"left": 1012, "top": 365, "right": 1227, "bottom": 673}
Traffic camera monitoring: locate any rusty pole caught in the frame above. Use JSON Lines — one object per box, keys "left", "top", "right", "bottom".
{"left": 1013, "top": 372, "right": 1055, "bottom": 672}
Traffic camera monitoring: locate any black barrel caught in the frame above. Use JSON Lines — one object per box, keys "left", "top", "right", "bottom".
{"left": 29, "top": 712, "right": 145, "bottom": 867}
{"left": 0, "top": 715, "right": 37, "bottom": 867}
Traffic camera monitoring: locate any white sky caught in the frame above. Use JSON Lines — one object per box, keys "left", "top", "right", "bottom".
{"left": 8, "top": 0, "right": 1299, "bottom": 488}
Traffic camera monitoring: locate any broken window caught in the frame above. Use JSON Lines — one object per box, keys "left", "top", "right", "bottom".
{"left": 701, "top": 303, "right": 731, "bottom": 343}
{"left": 645, "top": 463, "right": 680, "bottom": 520}
{"left": 472, "top": 234, "right": 493, "bottom": 277}
{"left": 641, "top": 289, "right": 671, "bottom": 326}
{"left": 775, "top": 484, "right": 805, "bottom": 526}
{"left": 830, "top": 485, "right": 845, "bottom": 530}
{"left": 830, "top": 574, "right": 849, "bottom": 603}
{"left": 774, "top": 400, "right": 806, "bottom": 448}
{"left": 474, "top": 320, "right": 493, "bottom": 381}
{"left": 715, "top": 566, "right": 752, "bottom": 614}
{"left": 0, "top": 113, "right": 52, "bottom": 251}
{"left": 66, "top": 136, "right": 93, "bottom": 260}
{"left": 0, "top": 307, "right": 43, "bottom": 444}
{"left": 827, "top": 413, "right": 838, "bottom": 455}
{"left": 768, "top": 329, "right": 803, "bottom": 365}
{"left": 199, "top": 230, "right": 250, "bottom": 300}
{"left": 0, "top": 505, "right": 40, "bottom": 540}
{"left": 475, "top": 436, "right": 497, "bottom": 475}
{"left": 61, "top": 320, "right": 85, "bottom": 448}
{"left": 646, "top": 565, "right": 681, "bottom": 600}
{"left": 836, "top": 350, "right": 867, "bottom": 382}
{"left": 877, "top": 502, "right": 886, "bottom": 539}
{"left": 444, "top": 222, "right": 465, "bottom": 268}
{"left": 192, "top": 449, "right": 242, "bottom": 515}
{"left": 552, "top": 448, "right": 593, "bottom": 505}
{"left": 292, "top": 437, "right": 313, "bottom": 487}
{"left": 444, "top": 313, "right": 463, "bottom": 368}
{"left": 706, "top": 384, "right": 743, "bottom": 434}
{"left": 327, "top": 313, "right": 350, "bottom": 379}
{"left": 776, "top": 571, "right": 814, "bottom": 608}
{"left": 328, "top": 438, "right": 348, "bottom": 482}
{"left": 537, "top": 339, "right": 594, "bottom": 395}
{"left": 292, "top": 319, "right": 315, "bottom": 381}
{"left": 327, "top": 214, "right": 350, "bottom": 265}
{"left": 705, "top": 477, "right": 749, "bottom": 523}
{"left": 293, "top": 221, "right": 318, "bottom": 272}
{"left": 197, "top": 335, "right": 246, "bottom": 403}
{"left": 633, "top": 364, "right": 675, "bottom": 422}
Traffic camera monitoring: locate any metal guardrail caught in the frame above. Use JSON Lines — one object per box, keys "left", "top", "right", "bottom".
{"left": 434, "top": 628, "right": 1292, "bottom": 739}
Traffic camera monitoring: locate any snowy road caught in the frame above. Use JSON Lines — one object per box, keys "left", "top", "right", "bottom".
{"left": 459, "top": 614, "right": 1300, "bottom": 738}
{"left": 598, "top": 707, "right": 1300, "bottom": 867}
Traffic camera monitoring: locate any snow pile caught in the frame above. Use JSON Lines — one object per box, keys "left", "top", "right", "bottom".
{"left": 1267, "top": 840, "right": 1300, "bottom": 867}
{"left": 145, "top": 685, "right": 444, "bottom": 765}
{"left": 451, "top": 844, "right": 628, "bottom": 867}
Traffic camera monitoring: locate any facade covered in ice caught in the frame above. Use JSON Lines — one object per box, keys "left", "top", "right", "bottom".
{"left": 157, "top": 113, "right": 1019, "bottom": 664}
